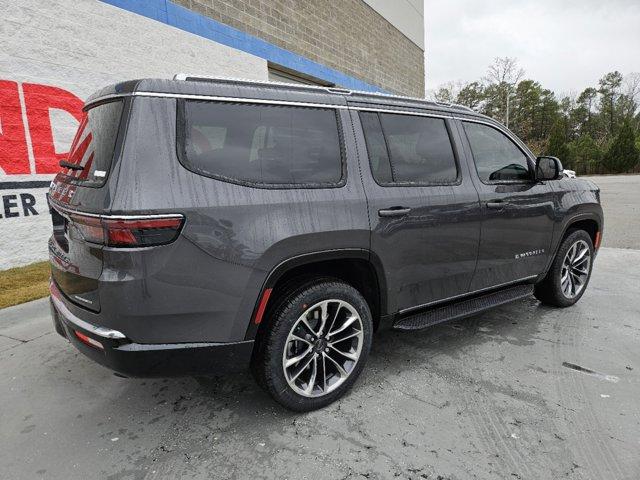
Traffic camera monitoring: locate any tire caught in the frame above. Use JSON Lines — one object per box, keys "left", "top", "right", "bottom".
{"left": 251, "top": 278, "right": 373, "bottom": 412}
{"left": 534, "top": 230, "right": 594, "bottom": 307}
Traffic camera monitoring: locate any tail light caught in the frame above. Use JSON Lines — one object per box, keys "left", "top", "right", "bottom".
{"left": 68, "top": 212, "right": 184, "bottom": 247}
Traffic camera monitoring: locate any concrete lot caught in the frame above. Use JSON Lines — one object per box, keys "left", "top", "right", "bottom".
{"left": 1, "top": 176, "right": 639, "bottom": 480}
{"left": 584, "top": 175, "right": 640, "bottom": 250}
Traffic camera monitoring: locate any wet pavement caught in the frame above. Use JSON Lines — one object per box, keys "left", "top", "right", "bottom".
{"left": 1, "top": 246, "right": 639, "bottom": 479}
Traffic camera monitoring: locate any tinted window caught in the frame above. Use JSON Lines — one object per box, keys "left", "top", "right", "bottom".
{"left": 179, "top": 101, "right": 343, "bottom": 186}
{"left": 359, "top": 112, "right": 392, "bottom": 183}
{"left": 463, "top": 122, "right": 531, "bottom": 182}
{"left": 360, "top": 111, "right": 457, "bottom": 184}
{"left": 60, "top": 100, "right": 123, "bottom": 187}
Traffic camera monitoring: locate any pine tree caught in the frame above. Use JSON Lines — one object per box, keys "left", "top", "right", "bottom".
{"left": 546, "top": 118, "right": 570, "bottom": 166}
{"left": 603, "top": 120, "right": 640, "bottom": 173}
{"left": 570, "top": 134, "right": 602, "bottom": 174}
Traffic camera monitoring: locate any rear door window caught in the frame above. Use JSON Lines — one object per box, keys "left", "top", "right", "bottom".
{"left": 360, "top": 111, "right": 458, "bottom": 185}
{"left": 178, "top": 100, "right": 344, "bottom": 187}
{"left": 59, "top": 100, "right": 124, "bottom": 187}
{"left": 462, "top": 122, "right": 531, "bottom": 182}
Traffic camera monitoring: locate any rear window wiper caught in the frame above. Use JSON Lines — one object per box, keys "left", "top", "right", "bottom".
{"left": 59, "top": 160, "right": 84, "bottom": 171}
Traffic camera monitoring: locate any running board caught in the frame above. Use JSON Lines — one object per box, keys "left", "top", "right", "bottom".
{"left": 393, "top": 284, "right": 534, "bottom": 331}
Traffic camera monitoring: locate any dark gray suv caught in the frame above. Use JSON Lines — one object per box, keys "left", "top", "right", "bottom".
{"left": 48, "top": 75, "right": 603, "bottom": 411}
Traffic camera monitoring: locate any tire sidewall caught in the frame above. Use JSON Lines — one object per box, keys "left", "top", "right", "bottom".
{"left": 263, "top": 281, "right": 373, "bottom": 411}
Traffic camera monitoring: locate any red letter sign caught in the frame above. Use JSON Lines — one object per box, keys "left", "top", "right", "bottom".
{"left": 22, "top": 83, "right": 84, "bottom": 174}
{"left": 0, "top": 81, "right": 30, "bottom": 174}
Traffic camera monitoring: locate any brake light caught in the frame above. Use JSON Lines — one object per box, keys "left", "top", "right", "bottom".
{"left": 68, "top": 212, "right": 184, "bottom": 247}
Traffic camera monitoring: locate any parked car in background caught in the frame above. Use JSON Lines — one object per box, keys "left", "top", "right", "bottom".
{"left": 48, "top": 76, "right": 603, "bottom": 411}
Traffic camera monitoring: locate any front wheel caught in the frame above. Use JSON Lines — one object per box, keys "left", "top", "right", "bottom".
{"left": 252, "top": 279, "right": 373, "bottom": 411}
{"left": 534, "top": 230, "right": 594, "bottom": 307}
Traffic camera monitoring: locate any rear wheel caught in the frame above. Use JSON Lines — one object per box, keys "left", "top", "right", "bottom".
{"left": 534, "top": 230, "right": 594, "bottom": 307}
{"left": 252, "top": 279, "right": 373, "bottom": 411}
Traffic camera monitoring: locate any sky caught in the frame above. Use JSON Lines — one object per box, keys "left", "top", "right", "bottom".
{"left": 424, "top": 0, "right": 640, "bottom": 96}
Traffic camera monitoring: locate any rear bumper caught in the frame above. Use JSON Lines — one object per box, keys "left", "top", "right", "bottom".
{"left": 50, "top": 282, "right": 254, "bottom": 377}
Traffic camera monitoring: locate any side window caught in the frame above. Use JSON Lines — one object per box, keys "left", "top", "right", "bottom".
{"left": 359, "top": 112, "right": 392, "bottom": 183}
{"left": 360, "top": 111, "right": 458, "bottom": 184}
{"left": 178, "top": 100, "right": 344, "bottom": 186}
{"left": 463, "top": 122, "right": 531, "bottom": 182}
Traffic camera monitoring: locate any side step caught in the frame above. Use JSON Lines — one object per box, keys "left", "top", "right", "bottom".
{"left": 393, "top": 284, "right": 534, "bottom": 331}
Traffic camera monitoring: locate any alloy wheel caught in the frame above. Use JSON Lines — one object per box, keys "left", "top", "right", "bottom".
{"left": 282, "top": 299, "right": 364, "bottom": 398}
{"left": 560, "top": 239, "right": 591, "bottom": 298}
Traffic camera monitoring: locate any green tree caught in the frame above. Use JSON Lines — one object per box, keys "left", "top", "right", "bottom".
{"left": 568, "top": 134, "right": 602, "bottom": 174}
{"left": 456, "top": 81, "right": 485, "bottom": 110}
{"left": 603, "top": 120, "right": 640, "bottom": 173}
{"left": 598, "top": 71, "right": 623, "bottom": 136}
{"left": 575, "top": 87, "right": 599, "bottom": 137}
{"left": 546, "top": 118, "right": 571, "bottom": 166}
{"left": 433, "top": 83, "right": 456, "bottom": 103}
{"left": 511, "top": 80, "right": 543, "bottom": 141}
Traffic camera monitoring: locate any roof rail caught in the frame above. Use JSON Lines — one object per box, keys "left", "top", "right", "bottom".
{"left": 346, "top": 90, "right": 476, "bottom": 112}
{"left": 172, "top": 74, "right": 476, "bottom": 112}
{"left": 173, "top": 73, "right": 353, "bottom": 96}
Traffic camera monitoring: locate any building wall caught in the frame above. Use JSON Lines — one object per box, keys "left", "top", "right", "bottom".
{"left": 0, "top": 0, "right": 267, "bottom": 270}
{"left": 174, "top": 0, "right": 425, "bottom": 96}
{"left": 0, "top": 0, "right": 424, "bottom": 270}
{"left": 363, "top": 0, "right": 424, "bottom": 49}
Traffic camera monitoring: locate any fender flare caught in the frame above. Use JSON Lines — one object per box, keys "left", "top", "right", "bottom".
{"left": 243, "top": 248, "right": 388, "bottom": 340}
{"left": 542, "top": 212, "right": 603, "bottom": 277}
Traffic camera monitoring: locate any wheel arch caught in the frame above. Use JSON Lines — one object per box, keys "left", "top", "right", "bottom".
{"left": 542, "top": 212, "right": 603, "bottom": 278}
{"left": 244, "top": 249, "right": 388, "bottom": 340}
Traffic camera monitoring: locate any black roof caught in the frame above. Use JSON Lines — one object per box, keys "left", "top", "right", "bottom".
{"left": 86, "top": 75, "right": 486, "bottom": 120}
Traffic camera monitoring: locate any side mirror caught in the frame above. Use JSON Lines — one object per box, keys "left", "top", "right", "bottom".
{"left": 536, "top": 156, "right": 563, "bottom": 181}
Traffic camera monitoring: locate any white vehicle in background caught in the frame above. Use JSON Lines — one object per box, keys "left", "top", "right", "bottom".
{"left": 564, "top": 169, "right": 577, "bottom": 178}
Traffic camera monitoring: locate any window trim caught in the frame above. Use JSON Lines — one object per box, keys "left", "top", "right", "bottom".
{"left": 461, "top": 119, "right": 535, "bottom": 185}
{"left": 359, "top": 111, "right": 462, "bottom": 188}
{"left": 175, "top": 99, "right": 347, "bottom": 190}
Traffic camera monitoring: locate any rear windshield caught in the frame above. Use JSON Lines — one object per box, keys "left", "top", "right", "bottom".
{"left": 59, "top": 100, "right": 124, "bottom": 187}
{"left": 177, "top": 100, "right": 344, "bottom": 187}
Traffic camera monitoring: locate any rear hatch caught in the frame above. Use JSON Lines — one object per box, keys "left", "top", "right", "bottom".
{"left": 49, "top": 99, "right": 126, "bottom": 311}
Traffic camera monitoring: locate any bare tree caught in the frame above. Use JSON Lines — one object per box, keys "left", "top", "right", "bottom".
{"left": 485, "top": 57, "right": 525, "bottom": 127}
{"left": 430, "top": 81, "right": 461, "bottom": 103}
{"left": 485, "top": 57, "right": 525, "bottom": 85}
{"left": 624, "top": 72, "right": 640, "bottom": 101}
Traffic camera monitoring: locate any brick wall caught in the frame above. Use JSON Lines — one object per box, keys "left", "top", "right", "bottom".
{"left": 174, "top": 0, "right": 425, "bottom": 96}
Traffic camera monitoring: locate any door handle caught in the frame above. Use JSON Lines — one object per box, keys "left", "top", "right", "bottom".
{"left": 486, "top": 201, "right": 509, "bottom": 209}
{"left": 378, "top": 206, "right": 412, "bottom": 217}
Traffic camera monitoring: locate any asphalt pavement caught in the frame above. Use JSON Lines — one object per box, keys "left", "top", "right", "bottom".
{"left": 1, "top": 176, "right": 639, "bottom": 480}
{"left": 584, "top": 174, "right": 640, "bottom": 250}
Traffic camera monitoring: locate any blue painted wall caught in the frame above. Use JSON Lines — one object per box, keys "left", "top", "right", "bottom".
{"left": 100, "top": 0, "right": 386, "bottom": 93}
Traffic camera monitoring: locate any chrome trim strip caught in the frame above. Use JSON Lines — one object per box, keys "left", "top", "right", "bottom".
{"left": 51, "top": 289, "right": 126, "bottom": 339}
{"left": 85, "top": 91, "right": 473, "bottom": 116}
{"left": 354, "top": 106, "right": 450, "bottom": 119}
{"left": 49, "top": 200, "right": 183, "bottom": 221}
{"left": 398, "top": 275, "right": 538, "bottom": 315}
{"left": 118, "top": 339, "right": 254, "bottom": 351}
{"left": 132, "top": 91, "right": 350, "bottom": 109}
